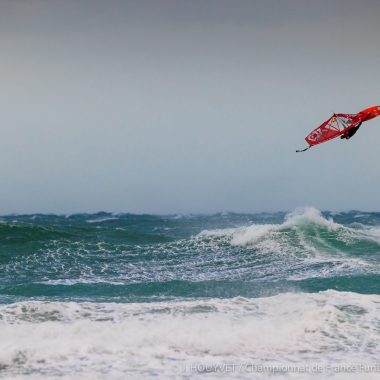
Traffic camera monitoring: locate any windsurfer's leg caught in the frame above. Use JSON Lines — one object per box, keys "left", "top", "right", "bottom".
{"left": 348, "top": 124, "right": 361, "bottom": 138}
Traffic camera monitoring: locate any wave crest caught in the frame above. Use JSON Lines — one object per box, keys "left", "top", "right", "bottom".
{"left": 198, "top": 207, "right": 375, "bottom": 248}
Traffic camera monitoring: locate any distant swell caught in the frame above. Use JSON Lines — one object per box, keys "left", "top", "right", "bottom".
{"left": 0, "top": 208, "right": 379, "bottom": 301}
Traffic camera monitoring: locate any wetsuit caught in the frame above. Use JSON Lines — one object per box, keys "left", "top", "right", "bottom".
{"left": 340, "top": 122, "right": 362, "bottom": 139}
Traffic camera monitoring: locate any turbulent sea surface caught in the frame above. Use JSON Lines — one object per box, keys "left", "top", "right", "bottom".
{"left": 1, "top": 208, "right": 380, "bottom": 379}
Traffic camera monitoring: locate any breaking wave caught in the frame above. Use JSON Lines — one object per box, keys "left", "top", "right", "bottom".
{"left": 198, "top": 207, "right": 379, "bottom": 247}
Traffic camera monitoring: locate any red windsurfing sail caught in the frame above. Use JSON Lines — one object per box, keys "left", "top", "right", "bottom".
{"left": 357, "top": 105, "right": 380, "bottom": 121}
{"left": 305, "top": 114, "right": 362, "bottom": 146}
{"left": 297, "top": 105, "right": 380, "bottom": 152}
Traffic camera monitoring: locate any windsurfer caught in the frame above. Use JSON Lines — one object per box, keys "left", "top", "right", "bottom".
{"left": 297, "top": 105, "right": 380, "bottom": 152}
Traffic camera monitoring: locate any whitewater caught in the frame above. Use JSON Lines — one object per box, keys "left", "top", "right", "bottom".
{"left": 0, "top": 208, "right": 379, "bottom": 379}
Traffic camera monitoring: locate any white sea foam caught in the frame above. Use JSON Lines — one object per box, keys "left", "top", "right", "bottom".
{"left": 365, "top": 227, "right": 380, "bottom": 238}
{"left": 0, "top": 291, "right": 379, "bottom": 379}
{"left": 86, "top": 216, "right": 119, "bottom": 223}
{"left": 354, "top": 214, "right": 369, "bottom": 219}
{"left": 38, "top": 278, "right": 125, "bottom": 286}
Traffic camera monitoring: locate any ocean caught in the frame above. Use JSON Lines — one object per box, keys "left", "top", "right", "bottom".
{"left": 0, "top": 207, "right": 379, "bottom": 379}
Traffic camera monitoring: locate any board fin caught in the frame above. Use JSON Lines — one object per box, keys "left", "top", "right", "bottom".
{"left": 296, "top": 146, "right": 311, "bottom": 153}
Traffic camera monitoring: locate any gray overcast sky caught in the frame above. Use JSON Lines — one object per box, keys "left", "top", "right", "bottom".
{"left": 0, "top": 0, "right": 379, "bottom": 214}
